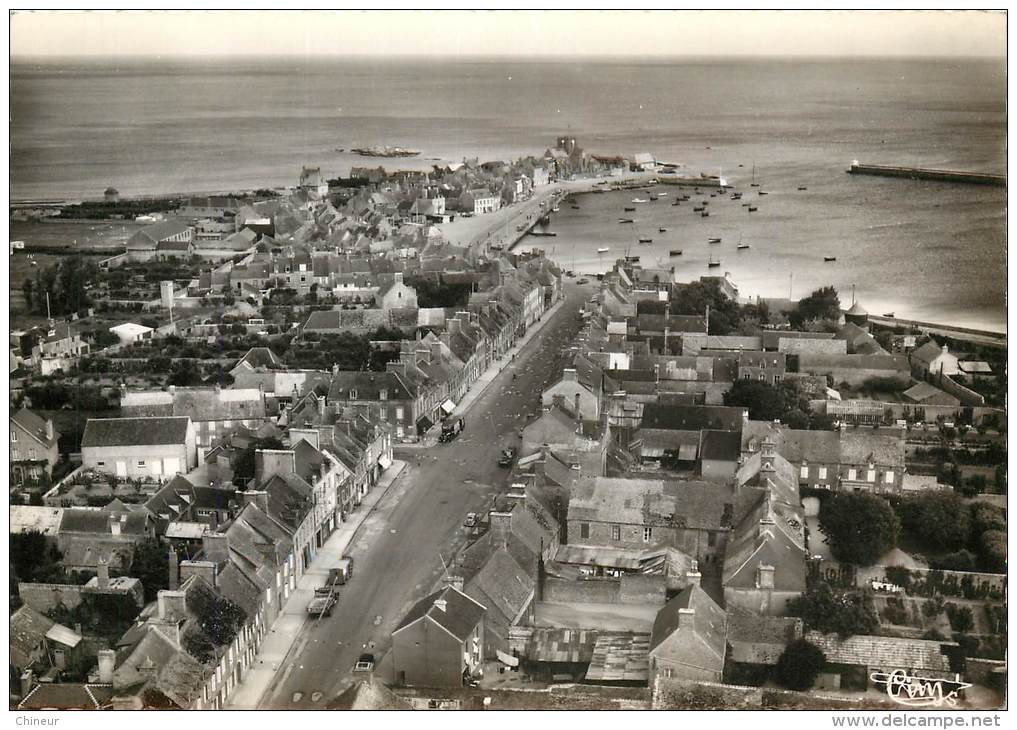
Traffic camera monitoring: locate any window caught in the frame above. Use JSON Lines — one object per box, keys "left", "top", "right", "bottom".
{"left": 643, "top": 527, "right": 653, "bottom": 542}
{"left": 349, "top": 388, "right": 358, "bottom": 400}
{"left": 848, "top": 468, "right": 857, "bottom": 481}
{"left": 867, "top": 469, "right": 876, "bottom": 483}
{"left": 818, "top": 466, "right": 828, "bottom": 480}
{"left": 800, "top": 465, "right": 809, "bottom": 479}
{"left": 742, "top": 372, "right": 751, "bottom": 380}
{"left": 137, "top": 460, "right": 146, "bottom": 467}
{"left": 97, "top": 461, "right": 105, "bottom": 467}
{"left": 10, "top": 448, "right": 18, "bottom": 460}
{"left": 708, "top": 532, "right": 716, "bottom": 547}
{"left": 611, "top": 525, "right": 621, "bottom": 541}
{"left": 580, "top": 522, "right": 590, "bottom": 539}
{"left": 395, "top": 406, "right": 404, "bottom": 421}
{"left": 10, "top": 431, "right": 16, "bottom": 442}
{"left": 885, "top": 470, "right": 895, "bottom": 483}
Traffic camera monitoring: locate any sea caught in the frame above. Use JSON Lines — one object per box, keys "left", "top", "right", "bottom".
{"left": 9, "top": 56, "right": 1007, "bottom": 331}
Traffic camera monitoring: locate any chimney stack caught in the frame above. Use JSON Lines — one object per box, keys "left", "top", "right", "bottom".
{"left": 562, "top": 368, "right": 577, "bottom": 382}
{"left": 44, "top": 419, "right": 54, "bottom": 442}
{"left": 202, "top": 533, "right": 230, "bottom": 565}
{"left": 241, "top": 490, "right": 270, "bottom": 514}
{"left": 685, "top": 560, "right": 702, "bottom": 588}
{"left": 97, "top": 558, "right": 110, "bottom": 589}
{"left": 157, "top": 590, "right": 188, "bottom": 623}
{"left": 108, "top": 514, "right": 122, "bottom": 536}
{"left": 434, "top": 597, "right": 447, "bottom": 613}
{"left": 97, "top": 650, "right": 116, "bottom": 684}
{"left": 489, "top": 511, "right": 512, "bottom": 549}
{"left": 677, "top": 607, "right": 696, "bottom": 629}
{"left": 167, "top": 547, "right": 179, "bottom": 591}
{"left": 442, "top": 574, "right": 465, "bottom": 592}
{"left": 757, "top": 564, "right": 776, "bottom": 589}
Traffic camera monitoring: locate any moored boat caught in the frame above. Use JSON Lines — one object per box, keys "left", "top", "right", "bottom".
{"left": 701, "top": 211, "right": 710, "bottom": 217}
{"left": 659, "top": 227, "right": 667, "bottom": 233}
{"left": 618, "top": 218, "right": 634, "bottom": 223}
{"left": 597, "top": 247, "right": 610, "bottom": 253}
{"left": 693, "top": 206, "right": 704, "bottom": 212}
{"left": 748, "top": 206, "right": 758, "bottom": 212}
{"left": 638, "top": 238, "right": 653, "bottom": 243}
{"left": 824, "top": 256, "right": 837, "bottom": 262}
{"left": 737, "top": 244, "right": 750, "bottom": 250}
{"left": 669, "top": 249, "right": 683, "bottom": 256}
{"left": 624, "top": 206, "right": 636, "bottom": 212}
{"left": 708, "top": 237, "right": 721, "bottom": 243}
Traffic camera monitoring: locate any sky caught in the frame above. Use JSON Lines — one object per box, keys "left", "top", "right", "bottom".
{"left": 9, "top": 10, "right": 1007, "bottom": 59}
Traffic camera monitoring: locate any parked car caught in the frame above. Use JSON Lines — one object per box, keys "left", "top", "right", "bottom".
{"left": 463, "top": 512, "right": 478, "bottom": 528}
{"left": 577, "top": 277, "right": 589, "bottom": 285}
{"left": 307, "top": 592, "right": 336, "bottom": 618}
{"left": 354, "top": 653, "right": 375, "bottom": 672}
{"left": 498, "top": 447, "right": 517, "bottom": 468}
{"left": 439, "top": 417, "right": 466, "bottom": 443}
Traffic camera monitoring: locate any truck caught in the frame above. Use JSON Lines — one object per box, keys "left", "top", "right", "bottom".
{"left": 329, "top": 557, "right": 354, "bottom": 586}
{"left": 439, "top": 417, "right": 466, "bottom": 443}
{"left": 307, "top": 592, "right": 336, "bottom": 618}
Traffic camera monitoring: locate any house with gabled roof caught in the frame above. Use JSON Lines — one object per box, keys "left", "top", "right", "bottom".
{"left": 10, "top": 407, "right": 60, "bottom": 486}
{"left": 127, "top": 221, "right": 194, "bottom": 261}
{"left": 81, "top": 416, "right": 196, "bottom": 480}
{"left": 392, "top": 585, "right": 486, "bottom": 687}
{"left": 648, "top": 579, "right": 727, "bottom": 683}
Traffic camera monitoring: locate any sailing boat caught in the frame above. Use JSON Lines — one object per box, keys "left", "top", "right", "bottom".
{"left": 750, "top": 161, "right": 760, "bottom": 188}
{"left": 707, "top": 254, "right": 721, "bottom": 268}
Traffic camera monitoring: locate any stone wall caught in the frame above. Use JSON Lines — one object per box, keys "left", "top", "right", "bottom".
{"left": 542, "top": 574, "right": 667, "bottom": 605}
{"left": 18, "top": 582, "right": 85, "bottom": 612}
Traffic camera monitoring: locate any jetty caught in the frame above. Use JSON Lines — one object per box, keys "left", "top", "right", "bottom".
{"left": 847, "top": 161, "right": 1005, "bottom": 187}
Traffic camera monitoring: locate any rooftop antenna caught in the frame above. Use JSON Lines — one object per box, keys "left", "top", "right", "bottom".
{"left": 788, "top": 272, "right": 793, "bottom": 301}
{"left": 851, "top": 283, "right": 856, "bottom": 306}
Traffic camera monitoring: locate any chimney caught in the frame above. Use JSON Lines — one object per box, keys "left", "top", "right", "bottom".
{"left": 241, "top": 490, "right": 270, "bottom": 514}
{"left": 573, "top": 393, "right": 582, "bottom": 422}
{"left": 489, "top": 511, "right": 512, "bottom": 548}
{"left": 157, "top": 589, "right": 188, "bottom": 622}
{"left": 20, "top": 670, "right": 34, "bottom": 698}
{"left": 97, "top": 558, "right": 110, "bottom": 589}
{"left": 442, "top": 574, "right": 465, "bottom": 592}
{"left": 108, "top": 514, "right": 122, "bottom": 536}
{"left": 677, "top": 607, "right": 696, "bottom": 629}
{"left": 97, "top": 649, "right": 116, "bottom": 684}
{"left": 654, "top": 363, "right": 660, "bottom": 383}
{"left": 757, "top": 564, "right": 775, "bottom": 589}
{"left": 168, "top": 547, "right": 179, "bottom": 591}
{"left": 434, "top": 597, "right": 448, "bottom": 612}
{"left": 686, "top": 560, "right": 702, "bottom": 588}
{"left": 180, "top": 560, "right": 218, "bottom": 588}
{"left": 431, "top": 342, "right": 443, "bottom": 362}
{"left": 562, "top": 368, "right": 577, "bottom": 382}
{"left": 255, "top": 448, "right": 296, "bottom": 483}
{"left": 44, "top": 419, "right": 54, "bottom": 442}
{"left": 168, "top": 385, "right": 176, "bottom": 395}
{"left": 202, "top": 533, "right": 229, "bottom": 565}
{"left": 448, "top": 317, "right": 462, "bottom": 335}
{"left": 394, "top": 272, "right": 403, "bottom": 285}
{"left": 318, "top": 394, "right": 326, "bottom": 418}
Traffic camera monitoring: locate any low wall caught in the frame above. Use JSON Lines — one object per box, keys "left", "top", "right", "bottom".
{"left": 652, "top": 677, "right": 897, "bottom": 710}
{"left": 18, "top": 582, "right": 85, "bottom": 612}
{"left": 940, "top": 374, "right": 986, "bottom": 407}
{"left": 542, "top": 574, "right": 667, "bottom": 605}
{"left": 855, "top": 566, "right": 1006, "bottom": 600}
{"left": 966, "top": 658, "right": 1006, "bottom": 687}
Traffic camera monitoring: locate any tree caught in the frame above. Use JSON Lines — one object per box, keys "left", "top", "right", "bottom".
{"left": 791, "top": 286, "right": 841, "bottom": 328}
{"left": 132, "top": 539, "right": 170, "bottom": 602}
{"left": 819, "top": 493, "right": 899, "bottom": 566}
{"left": 670, "top": 279, "right": 742, "bottom": 335}
{"left": 945, "top": 603, "right": 975, "bottom": 633}
{"left": 978, "top": 530, "right": 1007, "bottom": 573}
{"left": 895, "top": 492, "right": 970, "bottom": 552}
{"left": 723, "top": 379, "right": 790, "bottom": 421}
{"left": 168, "top": 359, "right": 204, "bottom": 386}
{"left": 775, "top": 639, "right": 826, "bottom": 690}
{"left": 10, "top": 532, "right": 67, "bottom": 584}
{"left": 787, "top": 581, "right": 878, "bottom": 638}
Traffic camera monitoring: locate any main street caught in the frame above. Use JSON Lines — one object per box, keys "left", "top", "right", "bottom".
{"left": 260, "top": 282, "right": 591, "bottom": 709}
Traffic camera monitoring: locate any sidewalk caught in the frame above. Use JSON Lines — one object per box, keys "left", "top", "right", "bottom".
{"left": 400, "top": 296, "right": 568, "bottom": 449}
{"left": 225, "top": 459, "right": 408, "bottom": 709}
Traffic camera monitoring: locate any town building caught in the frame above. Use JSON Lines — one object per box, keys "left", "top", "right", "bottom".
{"left": 10, "top": 408, "right": 60, "bottom": 486}
{"left": 81, "top": 416, "right": 197, "bottom": 480}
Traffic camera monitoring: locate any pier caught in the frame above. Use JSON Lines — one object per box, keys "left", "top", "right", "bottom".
{"left": 847, "top": 162, "right": 1006, "bottom": 187}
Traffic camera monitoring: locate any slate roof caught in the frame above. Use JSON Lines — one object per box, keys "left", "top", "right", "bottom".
{"left": 11, "top": 408, "right": 58, "bottom": 448}
{"left": 18, "top": 683, "right": 115, "bottom": 710}
{"left": 903, "top": 382, "right": 959, "bottom": 405}
{"left": 9, "top": 505, "right": 64, "bottom": 536}
{"left": 798, "top": 353, "right": 909, "bottom": 371}
{"left": 722, "top": 488, "right": 807, "bottom": 592}
{"left": 910, "top": 340, "right": 945, "bottom": 367}
{"left": 805, "top": 631, "right": 955, "bottom": 673}
{"left": 465, "top": 547, "right": 533, "bottom": 630}
{"left": 761, "top": 330, "right": 835, "bottom": 350}
{"left": 328, "top": 370, "right": 414, "bottom": 402}
{"left": 11, "top": 605, "right": 56, "bottom": 668}
{"left": 81, "top": 417, "right": 190, "bottom": 448}
{"left": 569, "top": 478, "right": 735, "bottom": 531}
{"left": 839, "top": 430, "right": 905, "bottom": 467}
{"left": 649, "top": 585, "right": 727, "bottom": 672}
{"left": 727, "top": 610, "right": 803, "bottom": 665}
{"left": 393, "top": 585, "right": 486, "bottom": 642}
{"left": 700, "top": 430, "right": 741, "bottom": 462}
{"left": 640, "top": 403, "right": 745, "bottom": 432}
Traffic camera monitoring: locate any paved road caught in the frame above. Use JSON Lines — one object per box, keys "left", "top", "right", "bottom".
{"left": 260, "top": 282, "right": 591, "bottom": 709}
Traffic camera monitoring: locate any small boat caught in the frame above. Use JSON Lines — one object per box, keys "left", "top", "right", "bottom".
{"left": 624, "top": 206, "right": 636, "bottom": 212}
{"left": 702, "top": 200, "right": 710, "bottom": 206}
{"left": 552, "top": 206, "right": 560, "bottom": 212}
{"left": 750, "top": 183, "right": 761, "bottom": 188}
{"left": 708, "top": 256, "right": 721, "bottom": 268}
{"left": 669, "top": 249, "right": 683, "bottom": 256}
{"left": 824, "top": 256, "right": 837, "bottom": 262}
{"left": 693, "top": 206, "right": 704, "bottom": 212}
{"left": 883, "top": 312, "right": 895, "bottom": 318}
{"left": 632, "top": 198, "right": 648, "bottom": 204}
{"left": 597, "top": 247, "right": 610, "bottom": 253}
{"left": 708, "top": 237, "right": 722, "bottom": 243}
{"left": 638, "top": 238, "right": 653, "bottom": 244}
{"left": 701, "top": 211, "right": 710, "bottom": 217}
{"left": 570, "top": 205, "right": 580, "bottom": 210}
{"left": 731, "top": 193, "right": 742, "bottom": 200}
{"left": 672, "top": 201, "right": 681, "bottom": 206}
{"left": 798, "top": 186, "right": 808, "bottom": 191}
{"left": 648, "top": 195, "right": 657, "bottom": 201}
{"left": 618, "top": 218, "right": 634, "bottom": 224}
{"left": 748, "top": 206, "right": 758, "bottom": 212}
{"left": 742, "top": 203, "right": 751, "bottom": 207}
{"left": 657, "top": 192, "right": 668, "bottom": 197}
{"left": 758, "top": 191, "right": 768, "bottom": 196}
{"left": 658, "top": 227, "right": 667, "bottom": 233}
{"left": 737, "top": 244, "right": 751, "bottom": 250}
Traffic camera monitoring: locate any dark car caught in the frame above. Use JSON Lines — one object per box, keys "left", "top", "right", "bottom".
{"left": 497, "top": 447, "right": 517, "bottom": 467}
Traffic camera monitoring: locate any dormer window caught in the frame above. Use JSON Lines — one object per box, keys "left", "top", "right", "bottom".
{"left": 349, "top": 388, "right": 358, "bottom": 399}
